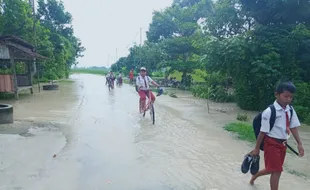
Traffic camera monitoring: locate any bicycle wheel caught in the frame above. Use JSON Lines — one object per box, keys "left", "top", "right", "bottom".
{"left": 150, "top": 103, "right": 155, "bottom": 124}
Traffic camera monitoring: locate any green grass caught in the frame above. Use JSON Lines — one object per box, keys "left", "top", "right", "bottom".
{"left": 225, "top": 122, "right": 295, "bottom": 154}
{"left": 71, "top": 69, "right": 108, "bottom": 75}
{"left": 236, "top": 113, "right": 249, "bottom": 122}
{"left": 224, "top": 122, "right": 256, "bottom": 142}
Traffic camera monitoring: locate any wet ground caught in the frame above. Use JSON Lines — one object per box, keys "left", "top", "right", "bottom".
{"left": 0, "top": 74, "right": 309, "bottom": 190}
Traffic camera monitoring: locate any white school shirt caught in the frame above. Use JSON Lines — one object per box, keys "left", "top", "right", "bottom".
{"left": 260, "top": 101, "right": 300, "bottom": 140}
{"left": 136, "top": 75, "right": 153, "bottom": 90}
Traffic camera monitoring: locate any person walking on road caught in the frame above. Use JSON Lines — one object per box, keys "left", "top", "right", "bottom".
{"left": 249, "top": 81, "right": 304, "bottom": 190}
{"left": 117, "top": 71, "right": 123, "bottom": 85}
{"left": 129, "top": 69, "right": 134, "bottom": 84}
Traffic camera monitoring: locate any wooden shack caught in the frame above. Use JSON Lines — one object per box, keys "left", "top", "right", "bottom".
{"left": 0, "top": 35, "right": 46, "bottom": 99}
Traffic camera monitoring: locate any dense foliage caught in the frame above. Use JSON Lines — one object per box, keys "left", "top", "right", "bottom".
{"left": 111, "top": 0, "right": 310, "bottom": 124}
{"left": 0, "top": 0, "right": 85, "bottom": 80}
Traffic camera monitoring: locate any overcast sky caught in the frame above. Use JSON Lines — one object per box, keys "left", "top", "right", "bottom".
{"left": 62, "top": 0, "right": 173, "bottom": 68}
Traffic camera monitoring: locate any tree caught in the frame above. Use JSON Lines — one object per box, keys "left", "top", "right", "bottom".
{"left": 114, "top": 0, "right": 310, "bottom": 123}
{"left": 240, "top": 0, "right": 310, "bottom": 26}
{"left": 204, "top": 0, "right": 253, "bottom": 38}
{"left": 37, "top": 0, "right": 85, "bottom": 78}
{"left": 146, "top": 8, "right": 177, "bottom": 43}
{"left": 0, "top": 0, "right": 34, "bottom": 41}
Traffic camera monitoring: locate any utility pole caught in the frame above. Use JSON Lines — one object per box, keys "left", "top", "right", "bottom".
{"left": 106, "top": 54, "right": 109, "bottom": 67}
{"left": 116, "top": 48, "right": 118, "bottom": 62}
{"left": 29, "top": 0, "right": 36, "bottom": 46}
{"left": 107, "top": 54, "right": 110, "bottom": 68}
{"left": 28, "top": 0, "right": 40, "bottom": 92}
{"left": 140, "top": 28, "right": 142, "bottom": 46}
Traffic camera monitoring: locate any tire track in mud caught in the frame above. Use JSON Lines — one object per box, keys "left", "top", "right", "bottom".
{"left": 143, "top": 95, "right": 310, "bottom": 190}
{"left": 134, "top": 106, "right": 248, "bottom": 189}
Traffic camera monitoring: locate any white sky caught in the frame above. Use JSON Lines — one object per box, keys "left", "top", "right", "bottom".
{"left": 62, "top": 0, "right": 173, "bottom": 67}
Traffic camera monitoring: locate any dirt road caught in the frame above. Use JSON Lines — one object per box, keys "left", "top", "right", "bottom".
{"left": 0, "top": 74, "right": 309, "bottom": 190}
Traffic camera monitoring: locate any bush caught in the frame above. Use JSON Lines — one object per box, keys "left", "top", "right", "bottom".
{"left": 292, "top": 83, "right": 310, "bottom": 124}
{"left": 181, "top": 73, "right": 193, "bottom": 87}
{"left": 0, "top": 68, "right": 12, "bottom": 74}
{"left": 209, "top": 85, "right": 235, "bottom": 102}
{"left": 294, "top": 82, "right": 310, "bottom": 108}
{"left": 235, "top": 82, "right": 261, "bottom": 110}
{"left": 235, "top": 76, "right": 279, "bottom": 111}
{"left": 44, "top": 71, "right": 59, "bottom": 80}
{"left": 191, "top": 85, "right": 209, "bottom": 99}
{"left": 152, "top": 71, "right": 165, "bottom": 77}
{"left": 190, "top": 72, "right": 235, "bottom": 102}
{"left": 237, "top": 113, "right": 249, "bottom": 122}
{"left": 190, "top": 84, "right": 235, "bottom": 102}
{"left": 294, "top": 105, "right": 310, "bottom": 124}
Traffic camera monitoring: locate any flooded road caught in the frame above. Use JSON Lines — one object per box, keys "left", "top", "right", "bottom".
{"left": 0, "top": 74, "right": 309, "bottom": 190}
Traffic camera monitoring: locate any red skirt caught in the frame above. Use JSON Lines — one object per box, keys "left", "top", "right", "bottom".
{"left": 264, "top": 136, "right": 287, "bottom": 172}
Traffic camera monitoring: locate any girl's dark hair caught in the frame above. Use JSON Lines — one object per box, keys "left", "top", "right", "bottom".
{"left": 276, "top": 81, "right": 296, "bottom": 94}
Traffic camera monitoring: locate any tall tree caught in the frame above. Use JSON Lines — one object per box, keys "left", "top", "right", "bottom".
{"left": 37, "top": 0, "right": 85, "bottom": 78}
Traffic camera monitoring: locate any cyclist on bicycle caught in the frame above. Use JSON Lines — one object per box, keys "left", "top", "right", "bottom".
{"left": 136, "top": 67, "right": 161, "bottom": 111}
{"left": 105, "top": 71, "right": 110, "bottom": 85}
{"left": 107, "top": 71, "right": 115, "bottom": 88}
{"left": 118, "top": 71, "right": 123, "bottom": 85}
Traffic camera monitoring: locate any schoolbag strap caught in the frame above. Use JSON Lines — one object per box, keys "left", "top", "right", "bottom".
{"left": 289, "top": 105, "right": 293, "bottom": 120}
{"left": 269, "top": 105, "right": 276, "bottom": 132}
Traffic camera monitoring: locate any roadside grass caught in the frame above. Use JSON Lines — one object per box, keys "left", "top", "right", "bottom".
{"left": 224, "top": 122, "right": 256, "bottom": 143}
{"left": 225, "top": 122, "right": 301, "bottom": 155}
{"left": 224, "top": 122, "right": 308, "bottom": 178}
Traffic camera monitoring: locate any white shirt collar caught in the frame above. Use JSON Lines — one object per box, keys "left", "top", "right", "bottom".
{"left": 274, "top": 101, "right": 290, "bottom": 112}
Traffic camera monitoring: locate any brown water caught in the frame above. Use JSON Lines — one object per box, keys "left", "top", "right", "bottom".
{"left": 0, "top": 74, "right": 309, "bottom": 190}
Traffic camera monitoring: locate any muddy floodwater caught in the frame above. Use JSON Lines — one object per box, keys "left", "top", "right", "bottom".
{"left": 0, "top": 74, "right": 309, "bottom": 190}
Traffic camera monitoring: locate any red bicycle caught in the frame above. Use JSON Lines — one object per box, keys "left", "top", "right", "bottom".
{"left": 139, "top": 88, "right": 163, "bottom": 125}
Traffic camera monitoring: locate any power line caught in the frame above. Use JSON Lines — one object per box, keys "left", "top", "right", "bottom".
{"left": 126, "top": 32, "right": 139, "bottom": 49}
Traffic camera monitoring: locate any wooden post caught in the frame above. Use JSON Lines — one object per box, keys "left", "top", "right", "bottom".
{"left": 27, "top": 61, "right": 33, "bottom": 94}
{"left": 37, "top": 60, "right": 41, "bottom": 93}
{"left": 207, "top": 87, "right": 210, "bottom": 114}
{"left": 9, "top": 50, "right": 19, "bottom": 99}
